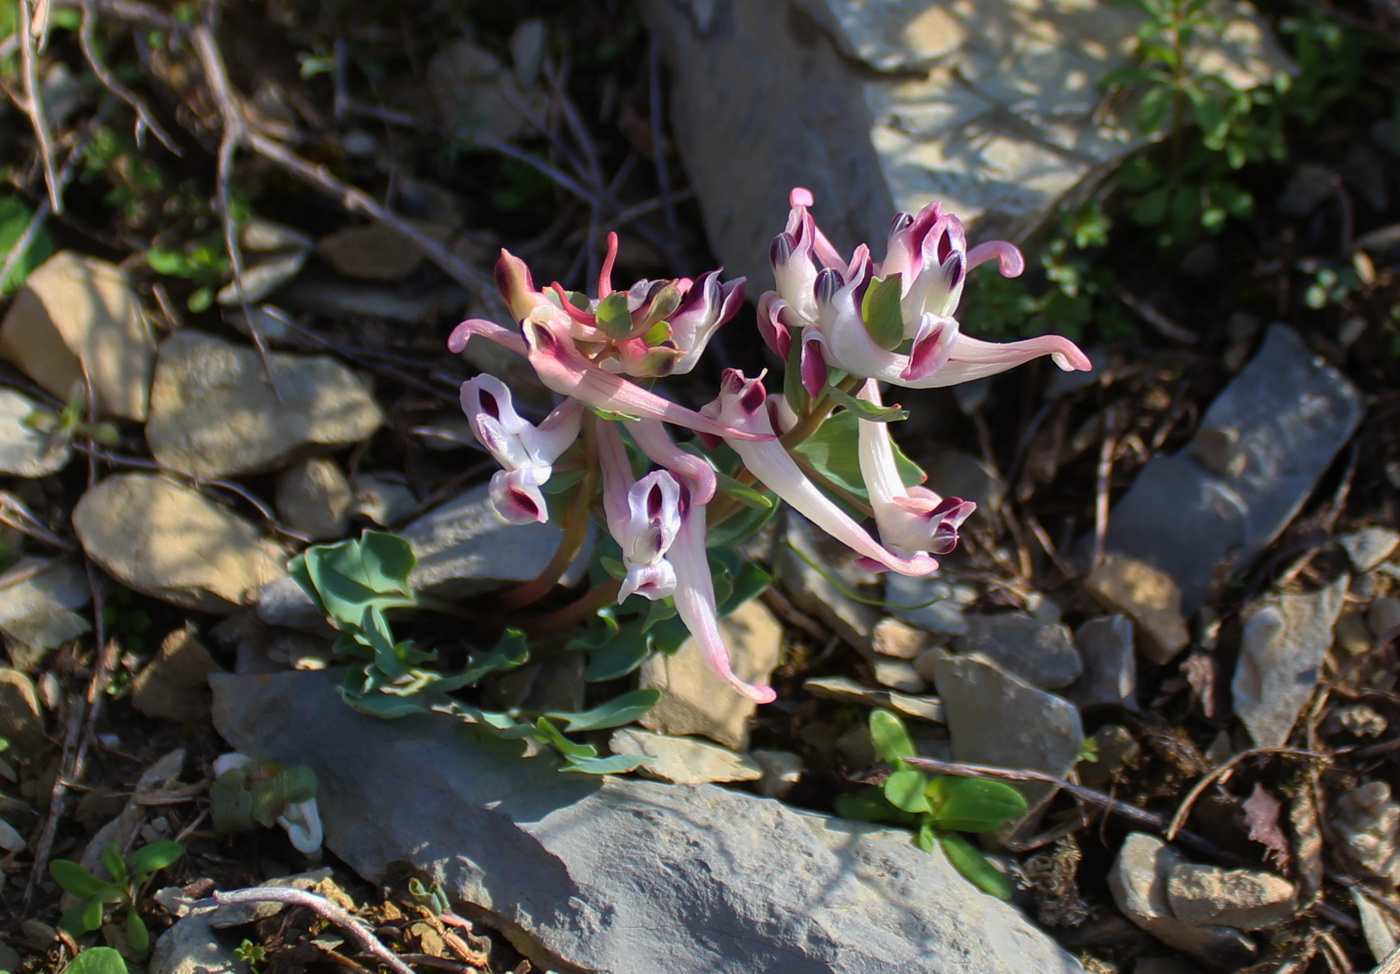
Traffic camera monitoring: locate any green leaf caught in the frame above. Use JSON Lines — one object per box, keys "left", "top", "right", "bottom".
{"left": 50, "top": 860, "right": 109, "bottom": 899}
{"left": 100, "top": 843, "right": 128, "bottom": 884}
{"left": 791, "top": 411, "right": 924, "bottom": 500}
{"left": 714, "top": 471, "right": 775, "bottom": 510}
{"left": 64, "top": 895, "right": 109, "bottom": 935}
{"left": 833, "top": 787, "right": 919, "bottom": 826}
{"left": 61, "top": 947, "right": 130, "bottom": 974}
{"left": 824, "top": 383, "right": 909, "bottom": 423}
{"left": 433, "top": 629, "right": 532, "bottom": 691}
{"left": 0, "top": 195, "right": 56, "bottom": 293}
{"left": 126, "top": 910, "right": 150, "bottom": 955}
{"left": 869, "top": 709, "right": 917, "bottom": 768}
{"left": 1131, "top": 187, "right": 1169, "bottom": 226}
{"left": 336, "top": 682, "right": 429, "bottom": 718}
{"left": 531, "top": 716, "right": 597, "bottom": 760}
{"left": 550, "top": 689, "right": 662, "bottom": 733}
{"left": 1115, "top": 154, "right": 1161, "bottom": 192}
{"left": 782, "top": 331, "right": 810, "bottom": 414}
{"left": 717, "top": 560, "right": 771, "bottom": 615}
{"left": 295, "top": 531, "right": 417, "bottom": 630}
{"left": 187, "top": 287, "right": 214, "bottom": 314}
{"left": 558, "top": 752, "right": 650, "bottom": 775}
{"left": 916, "top": 821, "right": 938, "bottom": 852}
{"left": 704, "top": 496, "right": 779, "bottom": 549}
{"left": 125, "top": 840, "right": 184, "bottom": 880}
{"left": 938, "top": 832, "right": 1013, "bottom": 899}
{"left": 925, "top": 776, "right": 1027, "bottom": 832}
{"left": 883, "top": 769, "right": 933, "bottom": 813}
{"left": 145, "top": 248, "right": 193, "bottom": 277}
{"left": 1135, "top": 85, "right": 1173, "bottom": 134}
{"left": 594, "top": 291, "right": 634, "bottom": 340}
{"left": 861, "top": 273, "right": 905, "bottom": 350}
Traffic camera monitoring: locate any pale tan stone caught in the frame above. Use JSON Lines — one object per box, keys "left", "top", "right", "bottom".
{"left": 1085, "top": 555, "right": 1190, "bottom": 664}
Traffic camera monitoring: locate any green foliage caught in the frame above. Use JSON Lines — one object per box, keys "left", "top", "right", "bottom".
{"left": 23, "top": 382, "right": 122, "bottom": 454}
{"left": 861, "top": 274, "right": 906, "bottom": 350}
{"left": 0, "top": 194, "right": 56, "bottom": 293}
{"left": 209, "top": 759, "right": 318, "bottom": 836}
{"left": 50, "top": 840, "right": 184, "bottom": 955}
{"left": 145, "top": 242, "right": 230, "bottom": 313}
{"left": 233, "top": 940, "right": 267, "bottom": 971}
{"left": 60, "top": 948, "right": 129, "bottom": 974}
{"left": 835, "top": 709, "right": 1027, "bottom": 898}
{"left": 790, "top": 411, "right": 924, "bottom": 500}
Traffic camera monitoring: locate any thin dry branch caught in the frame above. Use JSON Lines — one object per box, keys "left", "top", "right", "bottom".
{"left": 77, "top": 0, "right": 181, "bottom": 153}
{"left": 15, "top": 0, "right": 63, "bottom": 211}
{"left": 1164, "top": 746, "right": 1328, "bottom": 841}
{"left": 210, "top": 888, "right": 417, "bottom": 974}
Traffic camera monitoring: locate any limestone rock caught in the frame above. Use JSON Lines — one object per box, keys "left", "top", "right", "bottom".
{"left": 1079, "top": 724, "right": 1141, "bottom": 789}
{"left": 872, "top": 617, "right": 934, "bottom": 659}
{"left": 1099, "top": 326, "right": 1363, "bottom": 614}
{"left": 74, "top": 474, "right": 286, "bottom": 614}
{"left": 1232, "top": 576, "right": 1347, "bottom": 748}
{"left": 0, "top": 557, "right": 91, "bottom": 656}
{"left": 0, "top": 387, "right": 70, "bottom": 476}
{"left": 276, "top": 458, "right": 353, "bottom": 541}
{"left": 146, "top": 330, "right": 384, "bottom": 478}
{"left": 1166, "top": 865, "right": 1296, "bottom": 931}
{"left": 317, "top": 222, "right": 454, "bottom": 281}
{"left": 933, "top": 653, "right": 1083, "bottom": 830}
{"left": 951, "top": 612, "right": 1081, "bottom": 689}
{"left": 1330, "top": 781, "right": 1400, "bottom": 885}
{"left": 777, "top": 514, "right": 879, "bottom": 654}
{"left": 1340, "top": 526, "right": 1399, "bottom": 573}
{"left": 426, "top": 39, "right": 548, "bottom": 142}
{"left": 803, "top": 676, "right": 944, "bottom": 723}
{"left": 149, "top": 908, "right": 248, "bottom": 974}
{"left": 610, "top": 728, "right": 763, "bottom": 785}
{"left": 131, "top": 625, "right": 221, "bottom": 726}
{"left": 872, "top": 658, "right": 927, "bottom": 692}
{"left": 751, "top": 749, "right": 804, "bottom": 798}
{"left": 211, "top": 668, "right": 1086, "bottom": 974}
{"left": 1108, "top": 833, "right": 1256, "bottom": 968}
{"left": 348, "top": 473, "right": 418, "bottom": 527}
{"left": 640, "top": 0, "right": 1288, "bottom": 289}
{"left": 885, "top": 572, "right": 975, "bottom": 636}
{"left": 0, "top": 251, "right": 157, "bottom": 420}
{"left": 1063, "top": 615, "right": 1137, "bottom": 710}
{"left": 1084, "top": 556, "right": 1190, "bottom": 664}
{"left": 638, "top": 599, "right": 783, "bottom": 750}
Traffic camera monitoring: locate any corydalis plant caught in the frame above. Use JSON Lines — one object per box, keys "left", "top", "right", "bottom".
{"left": 450, "top": 191, "right": 1091, "bottom": 704}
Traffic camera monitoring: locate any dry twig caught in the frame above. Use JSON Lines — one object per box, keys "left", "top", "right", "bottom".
{"left": 211, "top": 887, "right": 417, "bottom": 974}
{"left": 1165, "top": 746, "right": 1328, "bottom": 841}
{"left": 14, "top": 0, "right": 63, "bottom": 210}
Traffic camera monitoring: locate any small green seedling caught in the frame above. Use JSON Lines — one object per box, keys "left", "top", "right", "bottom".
{"left": 233, "top": 939, "right": 268, "bottom": 971}
{"left": 58, "top": 947, "right": 129, "bottom": 974}
{"left": 24, "top": 382, "right": 121, "bottom": 453}
{"left": 145, "top": 241, "right": 230, "bottom": 313}
{"left": 50, "top": 839, "right": 184, "bottom": 955}
{"left": 835, "top": 709, "right": 1027, "bottom": 899}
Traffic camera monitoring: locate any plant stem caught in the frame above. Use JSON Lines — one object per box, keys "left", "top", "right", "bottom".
{"left": 524, "top": 578, "right": 621, "bottom": 635}
{"left": 502, "top": 426, "right": 600, "bottom": 610}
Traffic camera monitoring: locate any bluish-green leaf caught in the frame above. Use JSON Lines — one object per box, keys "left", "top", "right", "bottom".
{"left": 938, "top": 832, "right": 1013, "bottom": 899}
{"left": 883, "top": 769, "right": 933, "bottom": 814}
{"left": 715, "top": 471, "right": 776, "bottom": 510}
{"left": 926, "top": 776, "right": 1027, "bottom": 832}
{"left": 550, "top": 689, "right": 662, "bottom": 733}
{"left": 861, "top": 273, "right": 905, "bottom": 350}
{"left": 559, "top": 752, "right": 650, "bottom": 775}
{"left": 869, "top": 709, "right": 917, "bottom": 768}
{"left": 704, "top": 495, "right": 779, "bottom": 549}
{"left": 294, "top": 531, "right": 416, "bottom": 632}
{"left": 434, "top": 629, "right": 531, "bottom": 691}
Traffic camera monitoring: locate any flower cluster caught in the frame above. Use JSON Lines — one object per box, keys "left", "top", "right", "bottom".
{"left": 450, "top": 189, "right": 1091, "bottom": 703}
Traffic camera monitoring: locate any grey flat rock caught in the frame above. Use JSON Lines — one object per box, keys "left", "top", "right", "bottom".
{"left": 1063, "top": 615, "right": 1136, "bottom": 710}
{"left": 0, "top": 388, "right": 70, "bottom": 476}
{"left": 951, "top": 612, "right": 1081, "bottom": 689}
{"left": 1340, "top": 527, "right": 1399, "bottom": 573}
{"left": 211, "top": 669, "right": 1082, "bottom": 974}
{"left": 640, "top": 0, "right": 1286, "bottom": 288}
{"left": 885, "top": 573, "right": 976, "bottom": 636}
{"left": 1101, "top": 326, "right": 1363, "bottom": 614}
{"left": 1232, "top": 576, "right": 1348, "bottom": 748}
{"left": 0, "top": 557, "right": 91, "bottom": 656}
{"left": 609, "top": 728, "right": 763, "bottom": 785}
{"left": 933, "top": 654, "right": 1082, "bottom": 831}
{"left": 1165, "top": 864, "right": 1296, "bottom": 931}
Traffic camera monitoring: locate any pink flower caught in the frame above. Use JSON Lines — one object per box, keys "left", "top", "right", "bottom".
{"left": 460, "top": 374, "right": 582, "bottom": 524}
{"left": 856, "top": 381, "right": 975, "bottom": 560}
{"left": 597, "top": 421, "right": 681, "bottom": 602}
{"left": 702, "top": 370, "right": 940, "bottom": 577}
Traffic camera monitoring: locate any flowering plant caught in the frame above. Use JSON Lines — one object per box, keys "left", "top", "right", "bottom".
{"left": 451, "top": 188, "right": 1091, "bottom": 704}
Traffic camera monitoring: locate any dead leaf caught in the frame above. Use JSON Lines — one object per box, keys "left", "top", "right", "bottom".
{"left": 1244, "top": 781, "right": 1290, "bottom": 871}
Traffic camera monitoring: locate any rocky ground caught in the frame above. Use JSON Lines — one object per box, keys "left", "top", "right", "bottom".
{"left": 2, "top": 1, "right": 1400, "bottom": 973}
